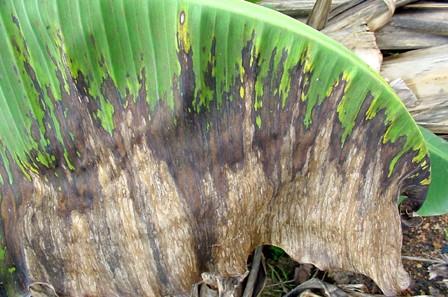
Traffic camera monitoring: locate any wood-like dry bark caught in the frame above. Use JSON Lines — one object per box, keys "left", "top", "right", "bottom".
{"left": 376, "top": 3, "right": 448, "bottom": 50}
{"left": 260, "top": 0, "right": 351, "bottom": 16}
{"left": 381, "top": 45, "right": 448, "bottom": 134}
{"left": 376, "top": 24, "right": 448, "bottom": 50}
{"left": 323, "top": 0, "right": 396, "bottom": 72}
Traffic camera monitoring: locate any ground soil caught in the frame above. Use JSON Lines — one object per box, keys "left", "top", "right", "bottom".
{"left": 401, "top": 215, "right": 448, "bottom": 296}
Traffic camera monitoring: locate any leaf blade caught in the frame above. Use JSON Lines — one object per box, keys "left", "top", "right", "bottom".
{"left": 417, "top": 127, "right": 448, "bottom": 216}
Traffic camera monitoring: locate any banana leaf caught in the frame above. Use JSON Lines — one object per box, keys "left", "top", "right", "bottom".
{"left": 417, "top": 127, "right": 448, "bottom": 216}
{"left": 0, "top": 0, "right": 430, "bottom": 296}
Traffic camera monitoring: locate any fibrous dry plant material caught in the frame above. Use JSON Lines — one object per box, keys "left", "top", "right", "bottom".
{"left": 381, "top": 45, "right": 448, "bottom": 134}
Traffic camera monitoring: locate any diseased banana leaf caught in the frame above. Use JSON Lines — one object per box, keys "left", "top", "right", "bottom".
{"left": 417, "top": 128, "right": 448, "bottom": 216}
{"left": 0, "top": 0, "right": 430, "bottom": 296}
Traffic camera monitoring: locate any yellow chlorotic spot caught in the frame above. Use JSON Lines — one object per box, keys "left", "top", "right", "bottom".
{"left": 303, "top": 48, "right": 314, "bottom": 73}
{"left": 178, "top": 10, "right": 191, "bottom": 52}
{"left": 239, "top": 64, "right": 245, "bottom": 78}
{"left": 365, "top": 97, "right": 379, "bottom": 120}
{"left": 300, "top": 92, "right": 306, "bottom": 102}
{"left": 256, "top": 115, "right": 262, "bottom": 128}
{"left": 421, "top": 159, "right": 427, "bottom": 167}
{"left": 420, "top": 178, "right": 431, "bottom": 185}
{"left": 240, "top": 86, "right": 245, "bottom": 98}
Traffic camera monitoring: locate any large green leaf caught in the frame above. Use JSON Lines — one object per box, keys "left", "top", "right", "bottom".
{"left": 417, "top": 127, "right": 448, "bottom": 216}
{"left": 0, "top": 0, "right": 428, "bottom": 175}
{"left": 0, "top": 0, "right": 430, "bottom": 296}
